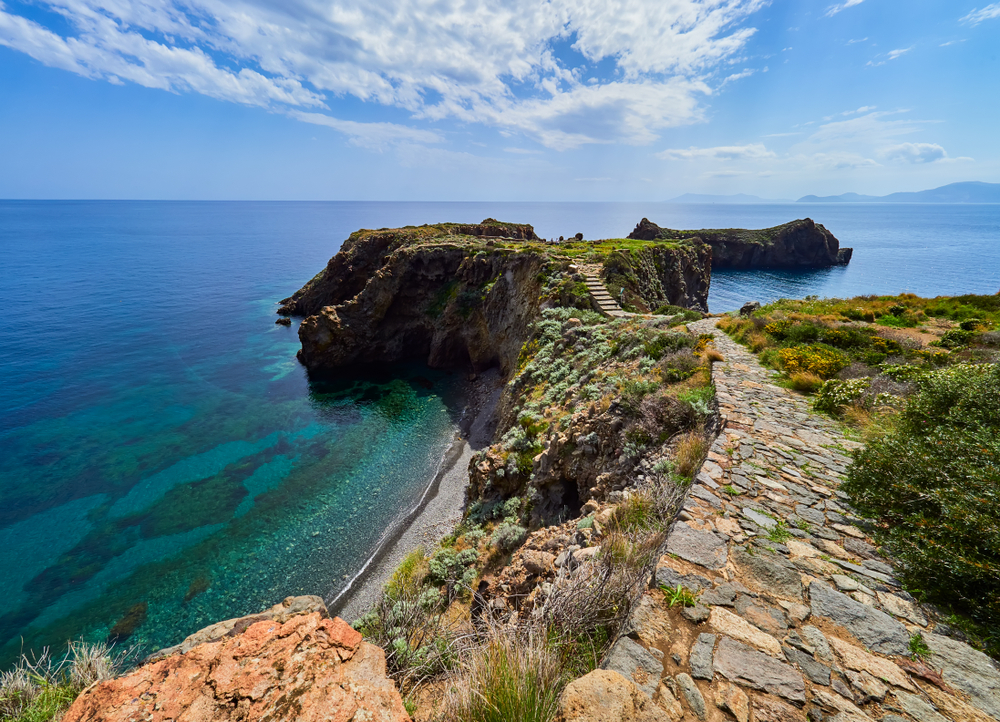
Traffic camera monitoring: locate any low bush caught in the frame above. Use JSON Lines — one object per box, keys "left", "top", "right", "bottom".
{"left": 778, "top": 345, "right": 848, "bottom": 378}
{"left": 606, "top": 493, "right": 659, "bottom": 534}
{"left": 843, "top": 363, "right": 1000, "bottom": 653}
{"left": 658, "top": 349, "right": 700, "bottom": 382}
{"left": 491, "top": 521, "right": 528, "bottom": 553}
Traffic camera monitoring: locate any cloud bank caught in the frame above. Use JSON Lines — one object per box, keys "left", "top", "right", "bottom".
{"left": 0, "top": 0, "right": 769, "bottom": 149}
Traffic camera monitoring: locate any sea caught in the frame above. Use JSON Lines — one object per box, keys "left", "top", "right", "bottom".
{"left": 1, "top": 200, "right": 997, "bottom": 664}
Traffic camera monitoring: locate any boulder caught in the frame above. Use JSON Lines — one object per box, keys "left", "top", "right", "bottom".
{"left": 555, "top": 669, "right": 672, "bottom": 722}
{"left": 63, "top": 612, "right": 409, "bottom": 722}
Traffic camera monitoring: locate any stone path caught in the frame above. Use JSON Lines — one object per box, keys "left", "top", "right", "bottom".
{"left": 583, "top": 271, "right": 633, "bottom": 318}
{"left": 602, "top": 318, "right": 1000, "bottom": 722}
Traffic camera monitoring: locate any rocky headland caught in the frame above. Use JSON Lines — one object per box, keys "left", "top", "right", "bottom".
{"left": 628, "top": 218, "right": 853, "bottom": 269}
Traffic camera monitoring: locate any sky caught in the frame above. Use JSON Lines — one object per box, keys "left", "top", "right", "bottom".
{"left": 0, "top": 0, "right": 998, "bottom": 200}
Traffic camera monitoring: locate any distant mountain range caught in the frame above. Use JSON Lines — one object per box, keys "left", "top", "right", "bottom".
{"left": 667, "top": 193, "right": 793, "bottom": 204}
{"left": 797, "top": 181, "right": 1000, "bottom": 204}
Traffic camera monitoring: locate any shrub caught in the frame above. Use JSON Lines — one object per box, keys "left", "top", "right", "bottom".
{"left": 675, "top": 431, "right": 707, "bottom": 478}
{"left": 813, "top": 378, "right": 870, "bottom": 414}
{"left": 843, "top": 363, "right": 1000, "bottom": 653}
{"left": 778, "top": 345, "right": 848, "bottom": 378}
{"left": 679, "top": 386, "right": 713, "bottom": 416}
{"left": 748, "top": 332, "right": 768, "bottom": 353}
{"left": 658, "top": 349, "right": 700, "bottom": 382}
{"left": 643, "top": 332, "right": 694, "bottom": 360}
{"left": 789, "top": 371, "right": 824, "bottom": 393}
{"left": 936, "top": 329, "right": 974, "bottom": 349}
{"left": 491, "top": 521, "right": 528, "bottom": 553}
{"left": 444, "top": 633, "right": 562, "bottom": 722}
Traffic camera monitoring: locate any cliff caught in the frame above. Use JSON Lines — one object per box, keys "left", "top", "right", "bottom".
{"left": 628, "top": 217, "right": 852, "bottom": 269}
{"left": 281, "top": 220, "right": 711, "bottom": 375}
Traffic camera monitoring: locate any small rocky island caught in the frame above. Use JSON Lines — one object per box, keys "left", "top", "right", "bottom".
{"left": 629, "top": 218, "right": 853, "bottom": 269}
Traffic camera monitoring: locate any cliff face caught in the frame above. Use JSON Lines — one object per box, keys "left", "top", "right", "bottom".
{"left": 287, "top": 222, "right": 547, "bottom": 375}
{"left": 284, "top": 221, "right": 711, "bottom": 376}
{"left": 628, "top": 217, "right": 852, "bottom": 269}
{"left": 600, "top": 242, "right": 712, "bottom": 313}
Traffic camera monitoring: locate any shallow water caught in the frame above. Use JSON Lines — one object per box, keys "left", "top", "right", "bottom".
{"left": 1, "top": 200, "right": 997, "bottom": 663}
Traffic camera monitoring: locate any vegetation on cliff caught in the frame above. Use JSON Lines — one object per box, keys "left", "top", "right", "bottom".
{"left": 354, "top": 306, "right": 722, "bottom": 719}
{"left": 718, "top": 292, "right": 1000, "bottom": 655}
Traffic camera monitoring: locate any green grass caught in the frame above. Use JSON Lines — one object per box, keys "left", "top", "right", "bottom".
{"left": 661, "top": 584, "right": 698, "bottom": 608}
{"left": 909, "top": 632, "right": 932, "bottom": 660}
{"left": 767, "top": 522, "right": 792, "bottom": 544}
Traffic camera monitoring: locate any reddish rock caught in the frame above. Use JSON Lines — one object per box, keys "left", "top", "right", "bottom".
{"left": 62, "top": 613, "right": 409, "bottom": 722}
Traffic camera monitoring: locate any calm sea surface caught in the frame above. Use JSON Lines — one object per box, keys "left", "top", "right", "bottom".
{"left": 0, "top": 200, "right": 997, "bottom": 662}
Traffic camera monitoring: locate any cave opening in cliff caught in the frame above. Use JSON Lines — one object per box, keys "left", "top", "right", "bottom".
{"left": 559, "top": 478, "right": 582, "bottom": 519}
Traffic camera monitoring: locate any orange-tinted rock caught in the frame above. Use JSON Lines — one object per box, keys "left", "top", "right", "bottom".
{"left": 62, "top": 613, "right": 409, "bottom": 722}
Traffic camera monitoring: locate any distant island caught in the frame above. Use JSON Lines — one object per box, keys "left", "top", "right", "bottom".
{"left": 798, "top": 180, "right": 1000, "bottom": 204}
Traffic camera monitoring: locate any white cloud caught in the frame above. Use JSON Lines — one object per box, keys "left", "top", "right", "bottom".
{"left": 287, "top": 111, "right": 443, "bottom": 149}
{"left": 0, "top": 0, "right": 770, "bottom": 150}
{"left": 867, "top": 46, "right": 914, "bottom": 66}
{"left": 961, "top": 3, "right": 1000, "bottom": 25}
{"left": 824, "top": 0, "right": 864, "bottom": 18}
{"left": 880, "top": 142, "right": 973, "bottom": 164}
{"left": 847, "top": 37, "right": 868, "bottom": 44}
{"left": 657, "top": 143, "right": 776, "bottom": 160}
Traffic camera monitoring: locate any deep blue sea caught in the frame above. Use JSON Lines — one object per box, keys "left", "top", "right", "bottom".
{"left": 1, "top": 200, "right": 998, "bottom": 663}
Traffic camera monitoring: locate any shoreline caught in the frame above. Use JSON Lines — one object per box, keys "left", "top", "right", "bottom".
{"left": 330, "top": 369, "right": 502, "bottom": 623}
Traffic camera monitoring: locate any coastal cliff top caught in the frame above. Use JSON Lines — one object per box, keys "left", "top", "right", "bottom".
{"left": 629, "top": 217, "right": 828, "bottom": 246}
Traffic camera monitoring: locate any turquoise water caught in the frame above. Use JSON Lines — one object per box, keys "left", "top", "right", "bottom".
{"left": 1, "top": 200, "right": 998, "bottom": 664}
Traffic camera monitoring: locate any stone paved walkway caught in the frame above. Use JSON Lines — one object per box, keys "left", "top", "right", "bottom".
{"left": 601, "top": 318, "right": 1000, "bottom": 722}
{"left": 582, "top": 270, "right": 634, "bottom": 318}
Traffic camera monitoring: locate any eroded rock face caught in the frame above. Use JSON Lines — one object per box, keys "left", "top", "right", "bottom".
{"left": 628, "top": 217, "right": 852, "bottom": 269}
{"left": 63, "top": 612, "right": 409, "bottom": 722}
{"left": 555, "top": 669, "right": 672, "bottom": 722}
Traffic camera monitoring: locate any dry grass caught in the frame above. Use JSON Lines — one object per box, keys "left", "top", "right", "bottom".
{"left": 703, "top": 347, "right": 725, "bottom": 363}
{"left": 442, "top": 630, "right": 562, "bottom": 722}
{"left": 675, "top": 431, "right": 708, "bottom": 478}
{"left": 789, "top": 371, "right": 824, "bottom": 393}
{"left": 748, "top": 332, "right": 768, "bottom": 352}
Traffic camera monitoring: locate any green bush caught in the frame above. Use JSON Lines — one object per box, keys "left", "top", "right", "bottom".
{"left": 843, "top": 363, "right": 1000, "bottom": 652}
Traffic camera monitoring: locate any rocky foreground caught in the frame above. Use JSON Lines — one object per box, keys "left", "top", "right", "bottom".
{"left": 62, "top": 597, "right": 409, "bottom": 722}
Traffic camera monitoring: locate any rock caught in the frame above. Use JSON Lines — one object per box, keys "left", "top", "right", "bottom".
{"left": 742, "top": 507, "right": 777, "bottom": 530}
{"left": 601, "top": 636, "right": 664, "bottom": 699}
{"left": 714, "top": 680, "right": 750, "bottom": 722}
{"left": 690, "top": 633, "right": 716, "bottom": 680}
{"left": 799, "top": 625, "right": 834, "bottom": 663}
{"left": 681, "top": 604, "right": 711, "bottom": 623}
{"left": 876, "top": 591, "right": 927, "bottom": 626}
{"left": 149, "top": 595, "right": 328, "bottom": 660}
{"left": 825, "top": 636, "right": 915, "bottom": 691}
{"left": 655, "top": 557, "right": 713, "bottom": 592}
{"left": 628, "top": 218, "right": 851, "bottom": 269}
{"left": 665, "top": 522, "right": 728, "bottom": 569}
{"left": 732, "top": 546, "right": 802, "bottom": 600}
{"left": 784, "top": 646, "right": 831, "bottom": 685}
{"left": 556, "top": 669, "right": 672, "bottom": 722}
{"left": 808, "top": 581, "right": 910, "bottom": 655}
{"left": 893, "top": 691, "right": 949, "bottom": 722}
{"left": 522, "top": 550, "right": 556, "bottom": 575}
{"left": 844, "top": 669, "right": 888, "bottom": 702}
{"left": 275, "top": 316, "right": 292, "bottom": 326}
{"left": 675, "top": 673, "right": 705, "bottom": 720}
{"left": 62, "top": 613, "right": 409, "bottom": 722}
{"left": 924, "top": 632, "right": 1000, "bottom": 719}
{"left": 702, "top": 584, "right": 738, "bottom": 607}
{"left": 751, "top": 695, "right": 809, "bottom": 722}
{"left": 739, "top": 302, "right": 761, "bottom": 317}
{"left": 712, "top": 636, "right": 806, "bottom": 702}
{"left": 709, "top": 606, "right": 782, "bottom": 657}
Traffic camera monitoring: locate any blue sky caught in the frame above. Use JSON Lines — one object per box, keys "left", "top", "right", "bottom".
{"left": 1, "top": 0, "right": 997, "bottom": 200}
